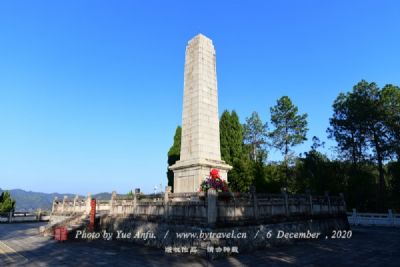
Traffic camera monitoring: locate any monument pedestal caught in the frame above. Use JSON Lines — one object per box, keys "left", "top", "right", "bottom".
{"left": 171, "top": 159, "right": 232, "bottom": 193}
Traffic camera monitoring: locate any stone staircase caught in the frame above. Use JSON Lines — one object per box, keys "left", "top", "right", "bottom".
{"left": 40, "top": 213, "right": 89, "bottom": 238}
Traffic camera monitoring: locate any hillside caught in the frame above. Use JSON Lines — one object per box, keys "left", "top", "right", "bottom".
{"left": 0, "top": 188, "right": 113, "bottom": 212}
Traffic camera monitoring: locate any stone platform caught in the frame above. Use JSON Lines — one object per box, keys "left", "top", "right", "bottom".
{"left": 98, "top": 214, "right": 350, "bottom": 256}
{"left": 1, "top": 223, "right": 400, "bottom": 266}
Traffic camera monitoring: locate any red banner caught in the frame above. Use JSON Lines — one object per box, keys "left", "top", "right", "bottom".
{"left": 89, "top": 198, "right": 96, "bottom": 231}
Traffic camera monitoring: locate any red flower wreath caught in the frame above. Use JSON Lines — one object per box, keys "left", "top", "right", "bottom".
{"left": 199, "top": 169, "right": 229, "bottom": 192}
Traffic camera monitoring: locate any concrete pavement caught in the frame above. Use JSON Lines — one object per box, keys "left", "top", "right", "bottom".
{"left": 0, "top": 222, "right": 399, "bottom": 266}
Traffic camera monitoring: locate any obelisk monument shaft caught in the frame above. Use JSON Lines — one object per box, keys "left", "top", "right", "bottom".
{"left": 180, "top": 34, "right": 221, "bottom": 161}
{"left": 170, "top": 34, "right": 232, "bottom": 193}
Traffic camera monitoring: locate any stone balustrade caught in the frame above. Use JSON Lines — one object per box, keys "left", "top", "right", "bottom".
{"left": 0, "top": 211, "right": 50, "bottom": 223}
{"left": 347, "top": 209, "right": 400, "bottom": 226}
{"left": 51, "top": 187, "right": 347, "bottom": 226}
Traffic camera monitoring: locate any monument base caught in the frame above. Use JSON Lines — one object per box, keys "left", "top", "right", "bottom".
{"left": 170, "top": 159, "right": 232, "bottom": 193}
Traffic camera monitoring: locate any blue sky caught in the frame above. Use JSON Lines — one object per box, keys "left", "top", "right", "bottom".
{"left": 0, "top": 1, "right": 399, "bottom": 195}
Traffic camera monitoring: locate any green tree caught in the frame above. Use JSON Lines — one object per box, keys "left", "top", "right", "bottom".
{"left": 220, "top": 110, "right": 253, "bottom": 192}
{"left": 295, "top": 136, "right": 329, "bottom": 194}
{"left": 295, "top": 150, "right": 328, "bottom": 193}
{"left": 328, "top": 80, "right": 395, "bottom": 210}
{"left": 346, "top": 164, "right": 377, "bottom": 211}
{"left": 294, "top": 150, "right": 345, "bottom": 195}
{"left": 220, "top": 110, "right": 243, "bottom": 165}
{"left": 262, "top": 163, "right": 285, "bottom": 193}
{"left": 220, "top": 110, "right": 232, "bottom": 163}
{"left": 229, "top": 157, "right": 254, "bottom": 192}
{"left": 167, "top": 126, "right": 181, "bottom": 190}
{"left": 270, "top": 96, "right": 308, "bottom": 185}
{"left": 243, "top": 111, "right": 268, "bottom": 161}
{"left": 381, "top": 84, "right": 400, "bottom": 161}
{"left": 0, "top": 191, "right": 16, "bottom": 213}
{"left": 328, "top": 91, "right": 368, "bottom": 165}
{"left": 387, "top": 161, "right": 400, "bottom": 210}
{"left": 353, "top": 81, "right": 391, "bottom": 202}
{"left": 310, "top": 136, "right": 325, "bottom": 151}
{"left": 251, "top": 153, "right": 272, "bottom": 192}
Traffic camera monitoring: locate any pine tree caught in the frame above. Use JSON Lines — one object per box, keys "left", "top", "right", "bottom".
{"left": 230, "top": 111, "right": 244, "bottom": 162}
{"left": 329, "top": 80, "right": 398, "bottom": 210}
{"left": 166, "top": 126, "right": 181, "bottom": 190}
{"left": 220, "top": 110, "right": 243, "bottom": 165}
{"left": 270, "top": 96, "right": 308, "bottom": 186}
{"left": 243, "top": 111, "right": 268, "bottom": 161}
{"left": 220, "top": 110, "right": 254, "bottom": 192}
{"left": 220, "top": 110, "right": 233, "bottom": 164}
{"left": 381, "top": 84, "right": 400, "bottom": 161}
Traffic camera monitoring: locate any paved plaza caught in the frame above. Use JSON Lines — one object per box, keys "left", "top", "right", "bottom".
{"left": 0, "top": 222, "right": 399, "bottom": 267}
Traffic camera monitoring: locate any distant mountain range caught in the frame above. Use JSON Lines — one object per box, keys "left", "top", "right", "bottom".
{"left": 0, "top": 188, "right": 113, "bottom": 212}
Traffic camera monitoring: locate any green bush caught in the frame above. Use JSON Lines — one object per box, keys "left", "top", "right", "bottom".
{"left": 0, "top": 191, "right": 16, "bottom": 213}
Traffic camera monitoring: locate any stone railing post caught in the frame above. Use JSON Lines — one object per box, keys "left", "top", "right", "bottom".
{"left": 73, "top": 195, "right": 78, "bottom": 213}
{"left": 164, "top": 186, "right": 171, "bottom": 220}
{"left": 325, "top": 191, "right": 331, "bottom": 214}
{"left": 8, "top": 211, "right": 12, "bottom": 223}
{"left": 52, "top": 197, "right": 58, "bottom": 214}
{"left": 37, "top": 208, "right": 41, "bottom": 221}
{"left": 281, "top": 188, "right": 289, "bottom": 216}
{"left": 110, "top": 191, "right": 117, "bottom": 215}
{"left": 250, "top": 186, "right": 259, "bottom": 221}
{"left": 207, "top": 189, "right": 217, "bottom": 226}
{"left": 61, "top": 195, "right": 68, "bottom": 214}
{"left": 85, "top": 193, "right": 92, "bottom": 215}
{"left": 133, "top": 188, "right": 140, "bottom": 217}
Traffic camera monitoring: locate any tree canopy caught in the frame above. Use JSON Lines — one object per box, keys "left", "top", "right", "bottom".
{"left": 220, "top": 110, "right": 243, "bottom": 165}
{"left": 270, "top": 96, "right": 308, "bottom": 159}
{"left": 243, "top": 111, "right": 268, "bottom": 161}
{"left": 166, "top": 126, "right": 181, "bottom": 189}
{"left": 0, "top": 191, "right": 16, "bottom": 213}
{"left": 220, "top": 110, "right": 254, "bottom": 192}
{"left": 270, "top": 96, "right": 308, "bottom": 186}
{"left": 328, "top": 80, "right": 400, "bottom": 209}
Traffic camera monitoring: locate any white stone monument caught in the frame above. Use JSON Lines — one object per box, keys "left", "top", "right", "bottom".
{"left": 170, "top": 34, "right": 232, "bottom": 193}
